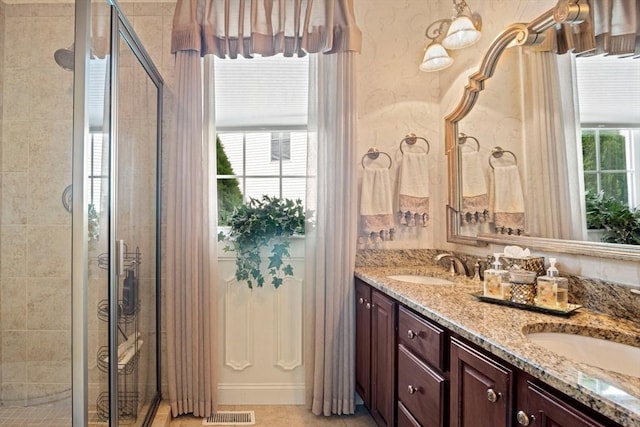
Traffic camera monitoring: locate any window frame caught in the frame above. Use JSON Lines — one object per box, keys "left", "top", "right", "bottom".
{"left": 216, "top": 125, "right": 309, "bottom": 205}
{"left": 582, "top": 127, "right": 640, "bottom": 208}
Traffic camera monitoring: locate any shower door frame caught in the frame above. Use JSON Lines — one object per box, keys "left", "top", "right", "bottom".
{"left": 71, "top": 1, "right": 163, "bottom": 425}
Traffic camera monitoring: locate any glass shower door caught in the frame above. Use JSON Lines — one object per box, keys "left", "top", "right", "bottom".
{"left": 103, "top": 10, "right": 161, "bottom": 426}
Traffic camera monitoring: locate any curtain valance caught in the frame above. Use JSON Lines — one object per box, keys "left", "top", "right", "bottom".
{"left": 542, "top": 0, "right": 640, "bottom": 56}
{"left": 171, "top": 0, "right": 362, "bottom": 58}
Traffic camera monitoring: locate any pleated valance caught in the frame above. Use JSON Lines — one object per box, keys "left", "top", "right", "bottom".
{"left": 540, "top": 0, "right": 640, "bottom": 56}
{"left": 171, "top": 0, "right": 362, "bottom": 58}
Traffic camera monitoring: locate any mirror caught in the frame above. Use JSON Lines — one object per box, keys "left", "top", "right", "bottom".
{"left": 444, "top": 0, "right": 640, "bottom": 261}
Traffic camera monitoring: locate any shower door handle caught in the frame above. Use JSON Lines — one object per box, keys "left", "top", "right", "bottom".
{"left": 116, "top": 240, "right": 125, "bottom": 277}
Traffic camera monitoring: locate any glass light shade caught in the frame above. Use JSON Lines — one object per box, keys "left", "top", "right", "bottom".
{"left": 419, "top": 43, "right": 453, "bottom": 72}
{"left": 442, "top": 15, "right": 481, "bottom": 50}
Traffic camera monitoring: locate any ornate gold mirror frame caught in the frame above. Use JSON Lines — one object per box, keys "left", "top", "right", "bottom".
{"left": 444, "top": 0, "right": 640, "bottom": 261}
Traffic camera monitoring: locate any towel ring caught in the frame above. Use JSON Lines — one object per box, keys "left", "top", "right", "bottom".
{"left": 457, "top": 133, "right": 480, "bottom": 152}
{"left": 489, "top": 146, "right": 518, "bottom": 169}
{"left": 361, "top": 148, "right": 392, "bottom": 169}
{"left": 399, "top": 133, "right": 430, "bottom": 155}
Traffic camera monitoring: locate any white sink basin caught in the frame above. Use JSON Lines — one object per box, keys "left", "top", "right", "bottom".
{"left": 386, "top": 275, "right": 455, "bottom": 285}
{"left": 526, "top": 332, "right": 640, "bottom": 378}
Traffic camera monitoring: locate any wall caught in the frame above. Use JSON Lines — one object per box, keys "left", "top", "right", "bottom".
{"left": 0, "top": 0, "right": 5, "bottom": 401}
{"left": 355, "top": 0, "right": 441, "bottom": 249}
{"left": 0, "top": 0, "right": 75, "bottom": 405}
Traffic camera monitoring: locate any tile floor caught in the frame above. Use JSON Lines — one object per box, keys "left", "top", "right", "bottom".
{"left": 168, "top": 405, "right": 377, "bottom": 427}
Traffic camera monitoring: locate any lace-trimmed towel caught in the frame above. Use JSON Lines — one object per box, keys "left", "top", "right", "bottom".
{"left": 360, "top": 166, "right": 395, "bottom": 242}
{"left": 397, "top": 151, "right": 430, "bottom": 227}
{"left": 461, "top": 150, "right": 489, "bottom": 224}
{"left": 490, "top": 164, "right": 525, "bottom": 234}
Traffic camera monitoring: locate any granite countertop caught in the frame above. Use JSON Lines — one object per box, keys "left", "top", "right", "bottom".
{"left": 355, "top": 265, "right": 640, "bottom": 427}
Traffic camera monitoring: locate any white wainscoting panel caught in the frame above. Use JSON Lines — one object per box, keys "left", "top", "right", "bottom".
{"left": 224, "top": 276, "right": 254, "bottom": 371}
{"left": 217, "top": 246, "right": 306, "bottom": 404}
{"left": 274, "top": 277, "right": 303, "bottom": 371}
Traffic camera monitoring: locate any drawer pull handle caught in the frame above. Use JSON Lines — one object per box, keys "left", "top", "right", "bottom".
{"left": 407, "top": 385, "right": 420, "bottom": 395}
{"left": 407, "top": 330, "right": 417, "bottom": 339}
{"left": 486, "top": 388, "right": 501, "bottom": 403}
{"left": 516, "top": 410, "right": 534, "bottom": 426}
{"left": 358, "top": 297, "right": 364, "bottom": 304}
{"left": 366, "top": 302, "right": 371, "bottom": 310}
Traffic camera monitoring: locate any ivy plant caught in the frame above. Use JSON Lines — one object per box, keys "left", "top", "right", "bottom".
{"left": 218, "top": 195, "right": 305, "bottom": 289}
{"left": 585, "top": 191, "right": 640, "bottom": 245}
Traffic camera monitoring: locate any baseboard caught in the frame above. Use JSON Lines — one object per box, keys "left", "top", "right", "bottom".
{"left": 217, "top": 383, "right": 305, "bottom": 405}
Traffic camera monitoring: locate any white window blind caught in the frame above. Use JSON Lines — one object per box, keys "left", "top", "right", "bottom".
{"left": 214, "top": 55, "right": 309, "bottom": 129}
{"left": 575, "top": 55, "right": 640, "bottom": 126}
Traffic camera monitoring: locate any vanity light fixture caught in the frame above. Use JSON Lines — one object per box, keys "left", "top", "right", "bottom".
{"left": 419, "top": 0, "right": 482, "bottom": 72}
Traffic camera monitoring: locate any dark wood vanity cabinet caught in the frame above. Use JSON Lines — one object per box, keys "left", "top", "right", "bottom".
{"left": 355, "top": 278, "right": 623, "bottom": 427}
{"left": 449, "top": 337, "right": 513, "bottom": 427}
{"left": 355, "top": 279, "right": 397, "bottom": 427}
{"left": 515, "top": 376, "right": 613, "bottom": 427}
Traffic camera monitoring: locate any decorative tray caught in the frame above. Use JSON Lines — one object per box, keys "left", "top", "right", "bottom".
{"left": 470, "top": 292, "right": 582, "bottom": 317}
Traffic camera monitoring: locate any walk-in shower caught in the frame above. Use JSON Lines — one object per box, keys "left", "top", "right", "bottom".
{"left": 0, "top": 1, "right": 162, "bottom": 425}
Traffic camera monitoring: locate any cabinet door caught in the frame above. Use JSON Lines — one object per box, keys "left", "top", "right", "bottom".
{"left": 517, "top": 382, "right": 608, "bottom": 427}
{"left": 355, "top": 279, "right": 372, "bottom": 408}
{"left": 371, "top": 289, "right": 397, "bottom": 427}
{"left": 450, "top": 337, "right": 512, "bottom": 427}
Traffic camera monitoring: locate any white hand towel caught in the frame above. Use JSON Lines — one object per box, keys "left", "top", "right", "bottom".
{"left": 397, "top": 152, "right": 430, "bottom": 227}
{"left": 491, "top": 164, "right": 525, "bottom": 234}
{"left": 361, "top": 166, "right": 394, "bottom": 241}
{"left": 461, "top": 150, "right": 489, "bottom": 224}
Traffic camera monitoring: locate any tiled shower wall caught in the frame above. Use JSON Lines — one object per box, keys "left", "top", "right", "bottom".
{"left": 0, "top": 0, "right": 5, "bottom": 403}
{"left": 0, "top": 1, "right": 75, "bottom": 405}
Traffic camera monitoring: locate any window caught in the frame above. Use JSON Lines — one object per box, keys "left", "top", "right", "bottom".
{"left": 582, "top": 129, "right": 639, "bottom": 207}
{"left": 214, "top": 55, "right": 309, "bottom": 225}
{"left": 271, "top": 132, "right": 291, "bottom": 162}
{"left": 576, "top": 55, "right": 640, "bottom": 209}
{"left": 88, "top": 131, "right": 106, "bottom": 212}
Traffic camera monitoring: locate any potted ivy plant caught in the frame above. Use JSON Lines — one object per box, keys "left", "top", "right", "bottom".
{"left": 218, "top": 195, "right": 305, "bottom": 289}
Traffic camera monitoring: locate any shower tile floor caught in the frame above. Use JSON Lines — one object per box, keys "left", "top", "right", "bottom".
{"left": 0, "top": 404, "right": 71, "bottom": 426}
{"left": 169, "top": 405, "right": 377, "bottom": 427}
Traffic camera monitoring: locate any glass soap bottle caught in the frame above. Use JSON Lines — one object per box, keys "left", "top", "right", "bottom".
{"left": 536, "top": 258, "right": 569, "bottom": 309}
{"left": 483, "top": 253, "right": 510, "bottom": 299}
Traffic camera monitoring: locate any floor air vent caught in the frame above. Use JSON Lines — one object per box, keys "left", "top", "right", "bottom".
{"left": 203, "top": 410, "right": 256, "bottom": 425}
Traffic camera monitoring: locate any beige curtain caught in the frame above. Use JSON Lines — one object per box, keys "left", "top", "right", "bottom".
{"left": 166, "top": 50, "right": 218, "bottom": 417}
{"left": 553, "top": 0, "right": 640, "bottom": 56}
{"left": 168, "top": 0, "right": 361, "bottom": 418}
{"left": 171, "top": 0, "right": 362, "bottom": 57}
{"left": 522, "top": 49, "right": 585, "bottom": 240}
{"left": 304, "top": 51, "right": 358, "bottom": 416}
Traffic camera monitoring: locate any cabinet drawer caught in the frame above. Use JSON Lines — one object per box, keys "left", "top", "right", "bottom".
{"left": 398, "top": 402, "right": 421, "bottom": 427}
{"left": 398, "top": 305, "right": 445, "bottom": 370}
{"left": 398, "top": 344, "right": 446, "bottom": 427}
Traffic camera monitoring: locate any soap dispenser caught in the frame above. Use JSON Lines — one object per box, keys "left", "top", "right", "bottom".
{"left": 536, "top": 258, "right": 569, "bottom": 309}
{"left": 483, "top": 253, "right": 510, "bottom": 299}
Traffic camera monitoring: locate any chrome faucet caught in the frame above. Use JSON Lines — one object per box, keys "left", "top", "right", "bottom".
{"left": 434, "top": 253, "right": 470, "bottom": 277}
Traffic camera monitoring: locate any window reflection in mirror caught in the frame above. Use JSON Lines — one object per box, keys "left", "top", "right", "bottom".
{"left": 576, "top": 55, "right": 640, "bottom": 245}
